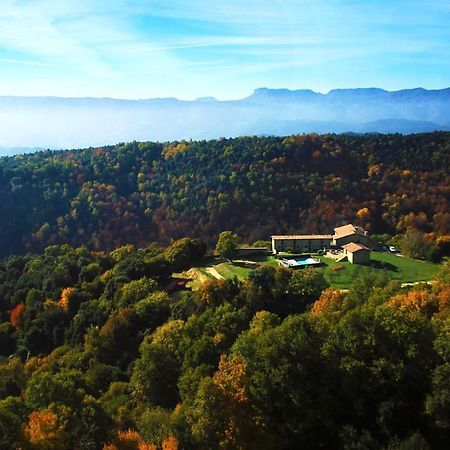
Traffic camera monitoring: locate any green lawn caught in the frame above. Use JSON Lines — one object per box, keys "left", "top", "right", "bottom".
{"left": 320, "top": 251, "right": 440, "bottom": 289}
{"left": 174, "top": 256, "right": 276, "bottom": 289}
{"left": 182, "top": 252, "right": 441, "bottom": 290}
{"left": 215, "top": 262, "right": 252, "bottom": 279}
{"left": 211, "top": 256, "right": 279, "bottom": 280}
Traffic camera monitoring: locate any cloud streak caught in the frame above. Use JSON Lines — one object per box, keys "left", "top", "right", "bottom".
{"left": 0, "top": 0, "right": 448, "bottom": 99}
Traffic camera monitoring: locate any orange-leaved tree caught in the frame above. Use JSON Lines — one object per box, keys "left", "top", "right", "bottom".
{"left": 22, "top": 410, "right": 67, "bottom": 450}
{"left": 102, "top": 429, "right": 157, "bottom": 450}
{"left": 10, "top": 303, "right": 25, "bottom": 330}
{"left": 58, "top": 287, "right": 74, "bottom": 312}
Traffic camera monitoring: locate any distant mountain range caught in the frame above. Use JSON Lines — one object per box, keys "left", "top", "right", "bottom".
{"left": 0, "top": 146, "right": 46, "bottom": 157}
{"left": 1, "top": 87, "right": 449, "bottom": 152}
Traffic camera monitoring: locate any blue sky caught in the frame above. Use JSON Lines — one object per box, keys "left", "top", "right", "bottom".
{"left": 0, "top": 0, "right": 449, "bottom": 99}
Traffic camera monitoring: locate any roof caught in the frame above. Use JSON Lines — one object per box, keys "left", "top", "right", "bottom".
{"left": 334, "top": 224, "right": 367, "bottom": 238}
{"left": 271, "top": 234, "right": 333, "bottom": 240}
{"left": 342, "top": 242, "right": 371, "bottom": 253}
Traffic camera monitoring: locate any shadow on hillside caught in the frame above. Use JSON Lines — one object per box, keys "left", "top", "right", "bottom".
{"left": 369, "top": 260, "right": 399, "bottom": 272}
{"left": 233, "top": 261, "right": 260, "bottom": 269}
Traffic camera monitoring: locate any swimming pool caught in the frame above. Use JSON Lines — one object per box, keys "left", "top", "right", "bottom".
{"left": 279, "top": 256, "right": 321, "bottom": 268}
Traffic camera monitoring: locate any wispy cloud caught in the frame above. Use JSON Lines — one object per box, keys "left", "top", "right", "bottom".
{"left": 0, "top": 0, "right": 448, "bottom": 99}
{"left": 0, "top": 1, "right": 116, "bottom": 76}
{"left": 0, "top": 57, "right": 74, "bottom": 69}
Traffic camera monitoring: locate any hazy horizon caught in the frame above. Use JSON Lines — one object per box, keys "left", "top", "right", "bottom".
{"left": 1, "top": 85, "right": 450, "bottom": 102}
{"left": 0, "top": 86, "right": 449, "bottom": 154}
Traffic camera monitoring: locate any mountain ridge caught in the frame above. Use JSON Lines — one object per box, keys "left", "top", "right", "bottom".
{"left": 1, "top": 87, "right": 449, "bottom": 151}
{"left": 2, "top": 86, "right": 450, "bottom": 102}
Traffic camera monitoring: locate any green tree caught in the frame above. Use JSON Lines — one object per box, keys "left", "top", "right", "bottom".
{"left": 425, "top": 316, "right": 450, "bottom": 439}
{"left": 84, "top": 308, "right": 139, "bottom": 368}
{"left": 136, "top": 407, "right": 175, "bottom": 446}
{"left": 100, "top": 382, "right": 132, "bottom": 425}
{"left": 232, "top": 314, "right": 335, "bottom": 448}
{"left": 323, "top": 302, "right": 436, "bottom": 442}
{"left": 0, "top": 357, "right": 24, "bottom": 399}
{"left": 215, "top": 231, "right": 240, "bottom": 262}
{"left": 399, "top": 228, "right": 439, "bottom": 261}
{"left": 288, "top": 267, "right": 329, "bottom": 309}
{"left": 117, "top": 276, "right": 158, "bottom": 308}
{"left": 0, "top": 396, "right": 27, "bottom": 449}
{"left": 164, "top": 238, "right": 206, "bottom": 271}
{"left": 25, "top": 370, "right": 80, "bottom": 410}
{"left": 131, "top": 341, "right": 180, "bottom": 409}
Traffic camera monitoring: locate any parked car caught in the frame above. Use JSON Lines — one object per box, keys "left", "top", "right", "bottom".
{"left": 389, "top": 246, "right": 398, "bottom": 253}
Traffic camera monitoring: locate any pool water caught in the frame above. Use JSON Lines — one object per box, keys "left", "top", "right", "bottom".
{"left": 297, "top": 257, "right": 320, "bottom": 265}
{"left": 280, "top": 256, "right": 321, "bottom": 268}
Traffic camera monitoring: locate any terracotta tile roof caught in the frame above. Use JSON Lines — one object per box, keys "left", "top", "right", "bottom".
{"left": 334, "top": 224, "right": 366, "bottom": 238}
{"left": 237, "top": 246, "right": 268, "bottom": 250}
{"left": 271, "top": 235, "right": 333, "bottom": 240}
{"left": 342, "top": 242, "right": 370, "bottom": 253}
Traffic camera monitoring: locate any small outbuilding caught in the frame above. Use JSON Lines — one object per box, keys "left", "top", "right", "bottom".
{"left": 236, "top": 246, "right": 268, "bottom": 258}
{"left": 342, "top": 242, "right": 371, "bottom": 265}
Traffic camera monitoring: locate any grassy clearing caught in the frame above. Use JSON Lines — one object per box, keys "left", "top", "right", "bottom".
{"left": 176, "top": 255, "right": 279, "bottom": 289}
{"left": 320, "top": 251, "right": 440, "bottom": 289}
{"left": 172, "top": 267, "right": 211, "bottom": 290}
{"left": 215, "top": 262, "right": 252, "bottom": 279}
{"left": 179, "top": 252, "right": 441, "bottom": 290}
{"left": 213, "top": 255, "right": 280, "bottom": 280}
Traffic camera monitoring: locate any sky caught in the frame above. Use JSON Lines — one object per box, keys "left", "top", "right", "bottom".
{"left": 0, "top": 0, "right": 449, "bottom": 100}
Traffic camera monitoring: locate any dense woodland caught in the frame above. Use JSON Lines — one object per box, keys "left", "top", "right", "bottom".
{"left": 0, "top": 132, "right": 449, "bottom": 257}
{"left": 0, "top": 239, "right": 449, "bottom": 449}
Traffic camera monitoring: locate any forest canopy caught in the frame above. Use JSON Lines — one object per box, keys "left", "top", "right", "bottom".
{"left": 0, "top": 241, "right": 449, "bottom": 448}
{"left": 0, "top": 132, "right": 448, "bottom": 257}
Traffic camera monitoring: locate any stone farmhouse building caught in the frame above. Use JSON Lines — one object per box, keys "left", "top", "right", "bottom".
{"left": 271, "top": 234, "right": 333, "bottom": 254}
{"left": 333, "top": 224, "right": 371, "bottom": 247}
{"left": 342, "top": 242, "right": 371, "bottom": 264}
{"left": 271, "top": 224, "right": 373, "bottom": 255}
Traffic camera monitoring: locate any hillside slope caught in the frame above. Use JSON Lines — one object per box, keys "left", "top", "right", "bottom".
{"left": 0, "top": 132, "right": 448, "bottom": 256}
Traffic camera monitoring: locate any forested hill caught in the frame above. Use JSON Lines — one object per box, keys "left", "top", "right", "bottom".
{"left": 1, "top": 132, "right": 449, "bottom": 256}
{"left": 0, "top": 235, "right": 449, "bottom": 448}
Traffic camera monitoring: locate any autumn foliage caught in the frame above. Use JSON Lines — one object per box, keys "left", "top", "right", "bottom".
{"left": 388, "top": 281, "right": 450, "bottom": 317}
{"left": 161, "top": 435, "right": 179, "bottom": 450}
{"left": 209, "top": 355, "right": 262, "bottom": 448}
{"left": 44, "top": 287, "right": 74, "bottom": 311}
{"left": 311, "top": 288, "right": 346, "bottom": 316}
{"left": 102, "top": 429, "right": 168, "bottom": 450}
{"left": 389, "top": 290, "right": 436, "bottom": 315}
{"left": 22, "top": 410, "right": 67, "bottom": 450}
{"left": 58, "top": 287, "right": 74, "bottom": 311}
{"left": 213, "top": 355, "right": 249, "bottom": 403}
{"left": 10, "top": 302, "right": 25, "bottom": 330}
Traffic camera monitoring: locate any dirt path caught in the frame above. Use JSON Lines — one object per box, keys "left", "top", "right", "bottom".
{"left": 206, "top": 267, "right": 225, "bottom": 280}
{"left": 185, "top": 268, "right": 210, "bottom": 283}
{"left": 401, "top": 280, "right": 434, "bottom": 288}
